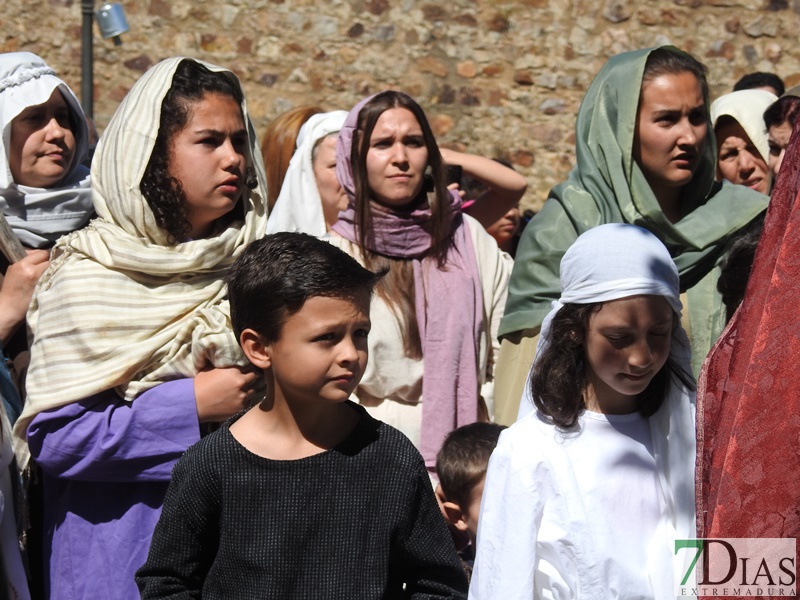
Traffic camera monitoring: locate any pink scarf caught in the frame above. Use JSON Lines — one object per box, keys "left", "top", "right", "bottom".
{"left": 333, "top": 92, "right": 485, "bottom": 468}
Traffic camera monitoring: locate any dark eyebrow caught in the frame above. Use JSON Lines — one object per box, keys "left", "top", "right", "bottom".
{"left": 650, "top": 103, "right": 705, "bottom": 116}
{"left": 192, "top": 128, "right": 247, "bottom": 137}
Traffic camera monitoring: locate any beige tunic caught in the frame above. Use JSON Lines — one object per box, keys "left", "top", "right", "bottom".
{"left": 330, "top": 215, "right": 512, "bottom": 447}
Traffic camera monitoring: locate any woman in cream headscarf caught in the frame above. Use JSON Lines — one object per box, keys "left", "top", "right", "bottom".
{"left": 15, "top": 57, "right": 266, "bottom": 600}
{"left": 711, "top": 88, "right": 777, "bottom": 195}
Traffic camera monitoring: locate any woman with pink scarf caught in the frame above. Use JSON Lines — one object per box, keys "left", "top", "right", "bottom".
{"left": 329, "top": 91, "right": 511, "bottom": 472}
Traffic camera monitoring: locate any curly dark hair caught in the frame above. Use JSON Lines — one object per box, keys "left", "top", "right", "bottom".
{"left": 140, "top": 59, "right": 245, "bottom": 244}
{"left": 530, "top": 302, "right": 694, "bottom": 430}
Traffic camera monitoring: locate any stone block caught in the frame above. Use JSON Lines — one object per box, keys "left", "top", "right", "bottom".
{"left": 417, "top": 56, "right": 449, "bottom": 77}
{"left": 457, "top": 61, "right": 477, "bottom": 78}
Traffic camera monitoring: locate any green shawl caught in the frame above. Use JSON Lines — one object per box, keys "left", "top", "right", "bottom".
{"left": 501, "top": 46, "right": 767, "bottom": 374}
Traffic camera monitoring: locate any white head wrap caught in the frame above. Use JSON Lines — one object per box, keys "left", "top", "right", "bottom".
{"left": 711, "top": 88, "right": 777, "bottom": 165}
{"left": 519, "top": 223, "right": 697, "bottom": 546}
{"left": 266, "top": 110, "right": 347, "bottom": 236}
{"left": 0, "top": 52, "right": 93, "bottom": 248}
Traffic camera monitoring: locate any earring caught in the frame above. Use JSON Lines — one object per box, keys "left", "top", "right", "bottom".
{"left": 245, "top": 167, "right": 258, "bottom": 190}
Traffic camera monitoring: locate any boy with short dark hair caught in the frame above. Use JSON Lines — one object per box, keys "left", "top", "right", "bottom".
{"left": 136, "top": 232, "right": 468, "bottom": 599}
{"left": 436, "top": 422, "right": 506, "bottom": 570}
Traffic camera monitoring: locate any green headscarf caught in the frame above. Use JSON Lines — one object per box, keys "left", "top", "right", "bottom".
{"left": 501, "top": 46, "right": 767, "bottom": 374}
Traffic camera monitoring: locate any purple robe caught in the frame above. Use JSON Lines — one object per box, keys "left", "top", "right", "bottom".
{"left": 27, "top": 379, "right": 200, "bottom": 600}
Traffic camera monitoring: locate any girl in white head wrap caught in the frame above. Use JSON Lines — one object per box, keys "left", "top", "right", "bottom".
{"left": 471, "top": 223, "right": 696, "bottom": 600}
{"left": 0, "top": 52, "right": 93, "bottom": 249}
{"left": 266, "top": 110, "right": 348, "bottom": 237}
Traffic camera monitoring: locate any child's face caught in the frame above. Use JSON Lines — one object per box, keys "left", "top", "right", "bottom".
{"left": 583, "top": 295, "right": 673, "bottom": 412}
{"left": 266, "top": 293, "right": 371, "bottom": 405}
{"left": 462, "top": 475, "right": 485, "bottom": 542}
{"left": 168, "top": 92, "right": 248, "bottom": 239}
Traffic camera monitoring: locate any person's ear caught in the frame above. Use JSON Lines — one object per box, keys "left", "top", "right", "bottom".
{"left": 240, "top": 329, "right": 271, "bottom": 369}
{"left": 442, "top": 501, "right": 469, "bottom": 532}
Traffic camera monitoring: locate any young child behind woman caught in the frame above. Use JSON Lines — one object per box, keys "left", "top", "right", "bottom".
{"left": 470, "top": 223, "right": 696, "bottom": 600}
{"left": 137, "top": 232, "right": 468, "bottom": 600}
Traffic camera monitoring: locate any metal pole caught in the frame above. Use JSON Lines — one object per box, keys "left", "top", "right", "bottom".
{"left": 80, "top": 0, "right": 94, "bottom": 119}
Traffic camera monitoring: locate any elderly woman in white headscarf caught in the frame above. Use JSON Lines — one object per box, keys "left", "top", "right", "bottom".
{"left": 266, "top": 110, "right": 349, "bottom": 236}
{"left": 15, "top": 57, "right": 266, "bottom": 600}
{"left": 712, "top": 88, "right": 777, "bottom": 195}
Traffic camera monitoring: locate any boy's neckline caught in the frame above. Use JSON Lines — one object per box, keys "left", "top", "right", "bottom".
{"left": 228, "top": 400, "right": 363, "bottom": 461}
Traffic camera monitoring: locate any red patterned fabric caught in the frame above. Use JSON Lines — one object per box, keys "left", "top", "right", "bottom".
{"left": 696, "top": 120, "right": 800, "bottom": 578}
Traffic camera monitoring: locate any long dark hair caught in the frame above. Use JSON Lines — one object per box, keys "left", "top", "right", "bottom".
{"left": 530, "top": 302, "right": 695, "bottom": 430}
{"left": 350, "top": 90, "right": 454, "bottom": 267}
{"left": 140, "top": 59, "right": 245, "bottom": 244}
{"left": 349, "top": 91, "right": 455, "bottom": 359}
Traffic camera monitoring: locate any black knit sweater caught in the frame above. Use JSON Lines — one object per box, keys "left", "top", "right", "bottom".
{"left": 136, "top": 403, "right": 468, "bottom": 599}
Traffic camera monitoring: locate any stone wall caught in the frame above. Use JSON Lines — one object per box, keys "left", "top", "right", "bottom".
{"left": 3, "top": 0, "right": 800, "bottom": 210}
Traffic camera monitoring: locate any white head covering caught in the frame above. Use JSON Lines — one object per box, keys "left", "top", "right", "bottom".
{"left": 711, "top": 88, "right": 777, "bottom": 165}
{"left": 518, "top": 223, "right": 696, "bottom": 546}
{"left": 266, "top": 110, "right": 347, "bottom": 236}
{"left": 15, "top": 57, "right": 267, "bottom": 465}
{"left": 0, "top": 52, "right": 92, "bottom": 248}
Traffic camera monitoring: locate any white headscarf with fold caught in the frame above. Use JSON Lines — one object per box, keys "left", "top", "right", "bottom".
{"left": 14, "top": 57, "right": 267, "bottom": 465}
{"left": 266, "top": 110, "right": 347, "bottom": 236}
{"left": 711, "top": 88, "right": 777, "bottom": 166}
{"left": 518, "top": 223, "right": 697, "bottom": 546}
{"left": 0, "top": 52, "right": 92, "bottom": 248}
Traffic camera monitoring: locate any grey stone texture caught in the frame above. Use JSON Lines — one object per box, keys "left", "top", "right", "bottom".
{"left": 3, "top": 0, "right": 799, "bottom": 210}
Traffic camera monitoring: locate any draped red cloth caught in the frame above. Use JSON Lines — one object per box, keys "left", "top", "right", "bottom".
{"left": 696, "top": 122, "right": 800, "bottom": 590}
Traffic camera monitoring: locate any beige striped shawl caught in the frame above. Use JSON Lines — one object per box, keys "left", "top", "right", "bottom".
{"left": 13, "top": 57, "right": 267, "bottom": 464}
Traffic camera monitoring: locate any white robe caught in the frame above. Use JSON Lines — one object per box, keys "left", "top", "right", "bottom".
{"left": 470, "top": 408, "right": 689, "bottom": 600}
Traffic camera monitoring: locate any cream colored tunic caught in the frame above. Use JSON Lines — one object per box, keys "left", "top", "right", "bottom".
{"left": 329, "top": 215, "right": 512, "bottom": 447}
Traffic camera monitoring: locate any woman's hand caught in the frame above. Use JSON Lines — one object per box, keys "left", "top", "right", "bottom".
{"left": 194, "top": 366, "right": 262, "bottom": 423}
{"left": 0, "top": 249, "right": 50, "bottom": 344}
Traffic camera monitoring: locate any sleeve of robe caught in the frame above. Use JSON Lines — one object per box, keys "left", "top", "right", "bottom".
{"left": 469, "top": 424, "right": 575, "bottom": 599}
{"left": 27, "top": 378, "right": 200, "bottom": 482}
{"left": 466, "top": 215, "right": 513, "bottom": 419}
{"left": 135, "top": 440, "right": 218, "bottom": 600}
{"left": 395, "top": 455, "right": 469, "bottom": 600}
